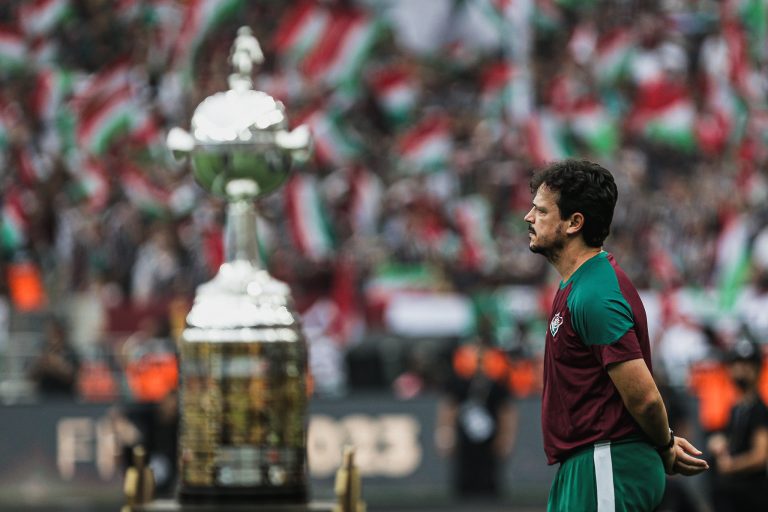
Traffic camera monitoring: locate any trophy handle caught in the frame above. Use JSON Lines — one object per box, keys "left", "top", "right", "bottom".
{"left": 166, "top": 127, "right": 195, "bottom": 160}
{"left": 276, "top": 125, "right": 312, "bottom": 163}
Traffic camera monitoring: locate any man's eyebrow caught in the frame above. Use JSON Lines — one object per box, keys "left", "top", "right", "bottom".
{"left": 533, "top": 202, "right": 546, "bottom": 211}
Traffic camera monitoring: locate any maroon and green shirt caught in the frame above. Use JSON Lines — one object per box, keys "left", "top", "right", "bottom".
{"left": 542, "top": 251, "right": 652, "bottom": 465}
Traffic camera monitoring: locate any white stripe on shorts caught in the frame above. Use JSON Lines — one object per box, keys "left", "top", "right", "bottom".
{"left": 593, "top": 441, "right": 615, "bottom": 512}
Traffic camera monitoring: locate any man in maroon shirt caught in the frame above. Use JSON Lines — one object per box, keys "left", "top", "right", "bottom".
{"left": 524, "top": 160, "right": 708, "bottom": 511}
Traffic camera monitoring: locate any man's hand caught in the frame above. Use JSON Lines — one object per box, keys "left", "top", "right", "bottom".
{"left": 661, "top": 436, "right": 709, "bottom": 476}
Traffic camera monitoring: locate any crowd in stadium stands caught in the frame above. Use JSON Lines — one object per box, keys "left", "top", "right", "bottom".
{"left": 1, "top": 0, "right": 768, "bottom": 403}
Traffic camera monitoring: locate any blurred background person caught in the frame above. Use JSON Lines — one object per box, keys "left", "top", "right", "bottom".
{"left": 27, "top": 316, "right": 79, "bottom": 399}
{"left": 707, "top": 337, "right": 768, "bottom": 512}
{"left": 435, "top": 320, "right": 518, "bottom": 500}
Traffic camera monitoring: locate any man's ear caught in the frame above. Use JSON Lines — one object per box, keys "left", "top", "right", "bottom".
{"left": 565, "top": 212, "right": 585, "bottom": 235}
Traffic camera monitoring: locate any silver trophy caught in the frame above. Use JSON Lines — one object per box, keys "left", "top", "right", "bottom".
{"left": 167, "top": 27, "right": 312, "bottom": 504}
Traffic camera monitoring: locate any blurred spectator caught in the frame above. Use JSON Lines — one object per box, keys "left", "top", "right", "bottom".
{"left": 707, "top": 338, "right": 768, "bottom": 512}
{"left": 111, "top": 390, "right": 180, "bottom": 498}
{"left": 27, "top": 316, "right": 79, "bottom": 398}
{"left": 120, "top": 316, "right": 178, "bottom": 403}
{"left": 434, "top": 322, "right": 517, "bottom": 499}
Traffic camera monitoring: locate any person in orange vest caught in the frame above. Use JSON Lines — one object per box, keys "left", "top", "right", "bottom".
{"left": 434, "top": 320, "right": 518, "bottom": 499}
{"left": 707, "top": 338, "right": 768, "bottom": 511}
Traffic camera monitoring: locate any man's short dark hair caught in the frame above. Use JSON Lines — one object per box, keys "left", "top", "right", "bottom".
{"left": 530, "top": 160, "right": 618, "bottom": 247}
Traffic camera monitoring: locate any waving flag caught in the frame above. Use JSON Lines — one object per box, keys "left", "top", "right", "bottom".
{"left": 327, "top": 257, "right": 365, "bottom": 346}
{"left": 569, "top": 101, "right": 619, "bottom": 157}
{"left": 78, "top": 60, "right": 134, "bottom": 101}
{"left": 76, "top": 86, "right": 136, "bottom": 155}
{"left": 369, "top": 65, "right": 419, "bottom": 125}
{"left": 364, "top": 263, "right": 444, "bottom": 310}
{"left": 172, "top": 0, "right": 244, "bottom": 73}
{"left": 14, "top": 146, "right": 50, "bottom": 185}
{"left": 593, "top": 28, "right": 635, "bottom": 84}
{"left": 121, "top": 165, "right": 170, "bottom": 216}
{"left": 0, "top": 107, "right": 13, "bottom": 153}
{"left": 454, "top": 195, "right": 498, "bottom": 273}
{"left": 480, "top": 61, "right": 516, "bottom": 119}
{"left": 73, "top": 159, "right": 110, "bottom": 212}
{"left": 299, "top": 106, "right": 361, "bottom": 167}
{"left": 273, "top": 1, "right": 330, "bottom": 64}
{"left": 526, "top": 111, "right": 571, "bottom": 165}
{"left": 706, "top": 78, "right": 748, "bottom": 147}
{"left": 285, "top": 174, "right": 334, "bottom": 261}
{"left": 397, "top": 114, "right": 453, "bottom": 174}
{"left": 716, "top": 213, "right": 751, "bottom": 310}
{"left": 349, "top": 165, "right": 383, "bottom": 235}
{"left": 302, "top": 10, "right": 381, "bottom": 87}
{"left": 632, "top": 94, "right": 698, "bottom": 150}
{"left": 19, "top": 0, "right": 72, "bottom": 37}
{"left": 1, "top": 189, "right": 28, "bottom": 252}
{"left": 32, "top": 68, "right": 72, "bottom": 122}
{"left": 0, "top": 26, "right": 27, "bottom": 72}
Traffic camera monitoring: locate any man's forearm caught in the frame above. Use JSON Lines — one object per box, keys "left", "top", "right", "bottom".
{"left": 607, "top": 359, "right": 672, "bottom": 448}
{"left": 624, "top": 393, "right": 671, "bottom": 448}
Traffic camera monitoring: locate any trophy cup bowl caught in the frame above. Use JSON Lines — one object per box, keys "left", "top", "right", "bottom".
{"left": 167, "top": 27, "right": 313, "bottom": 505}
{"left": 167, "top": 84, "right": 311, "bottom": 200}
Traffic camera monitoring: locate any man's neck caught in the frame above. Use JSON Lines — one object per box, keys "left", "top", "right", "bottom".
{"left": 552, "top": 243, "right": 603, "bottom": 282}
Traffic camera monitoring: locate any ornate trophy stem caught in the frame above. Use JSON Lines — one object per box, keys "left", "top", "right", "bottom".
{"left": 224, "top": 181, "right": 261, "bottom": 267}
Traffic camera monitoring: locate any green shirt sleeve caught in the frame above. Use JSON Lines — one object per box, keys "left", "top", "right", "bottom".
{"left": 568, "top": 280, "right": 634, "bottom": 346}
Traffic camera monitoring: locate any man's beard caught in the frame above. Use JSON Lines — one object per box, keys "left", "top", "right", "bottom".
{"left": 528, "top": 226, "right": 565, "bottom": 263}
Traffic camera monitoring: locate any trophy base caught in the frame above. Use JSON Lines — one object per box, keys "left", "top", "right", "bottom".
{"left": 136, "top": 499, "right": 334, "bottom": 511}
{"left": 178, "top": 485, "right": 308, "bottom": 505}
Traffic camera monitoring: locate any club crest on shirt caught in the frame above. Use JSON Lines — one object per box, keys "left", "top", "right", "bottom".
{"left": 550, "top": 312, "right": 563, "bottom": 337}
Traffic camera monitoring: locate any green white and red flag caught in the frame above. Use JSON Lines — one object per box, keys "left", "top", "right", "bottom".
{"left": 454, "top": 195, "right": 498, "bottom": 273}
{"left": 364, "top": 263, "right": 442, "bottom": 308}
{"left": 396, "top": 114, "right": 453, "bottom": 174}
{"left": 569, "top": 100, "right": 619, "bottom": 157}
{"left": 0, "top": 26, "right": 27, "bottom": 71}
{"left": 32, "top": 68, "right": 72, "bottom": 122}
{"left": 78, "top": 60, "right": 133, "bottom": 101}
{"left": 532, "top": 0, "right": 564, "bottom": 33}
{"left": 327, "top": 256, "right": 365, "bottom": 346}
{"left": 0, "top": 108, "right": 11, "bottom": 152}
{"left": 715, "top": 213, "right": 751, "bottom": 310}
{"left": 301, "top": 10, "right": 380, "bottom": 87}
{"left": 28, "top": 36, "right": 57, "bottom": 68}
{"left": 633, "top": 96, "right": 698, "bottom": 150}
{"left": 15, "top": 146, "right": 51, "bottom": 185}
{"left": 257, "top": 69, "right": 305, "bottom": 104}
{"left": 172, "top": 0, "right": 244, "bottom": 72}
{"left": 285, "top": 173, "right": 334, "bottom": 261}
{"left": 526, "top": 111, "right": 570, "bottom": 165}
{"left": 76, "top": 86, "right": 135, "bottom": 155}
{"left": 19, "top": 0, "right": 72, "bottom": 37}
{"left": 706, "top": 78, "right": 748, "bottom": 145}
{"left": 722, "top": 20, "right": 752, "bottom": 95}
{"left": 1, "top": 189, "right": 28, "bottom": 252}
{"left": 722, "top": 0, "right": 767, "bottom": 63}
{"left": 480, "top": 61, "right": 515, "bottom": 119}
{"left": 593, "top": 28, "right": 635, "bottom": 84}
{"left": 273, "top": 0, "right": 330, "bottom": 65}
{"left": 297, "top": 106, "right": 360, "bottom": 167}
{"left": 647, "top": 229, "right": 681, "bottom": 290}
{"left": 121, "top": 165, "right": 170, "bottom": 216}
{"left": 369, "top": 65, "right": 419, "bottom": 125}
{"left": 348, "top": 165, "right": 383, "bottom": 236}
{"left": 74, "top": 159, "right": 110, "bottom": 212}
